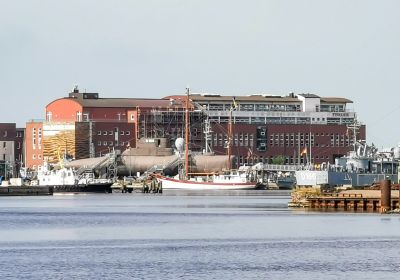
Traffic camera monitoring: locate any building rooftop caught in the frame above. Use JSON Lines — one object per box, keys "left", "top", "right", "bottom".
{"left": 48, "top": 89, "right": 353, "bottom": 111}
{"left": 165, "top": 94, "right": 353, "bottom": 104}
{"left": 298, "top": 93, "right": 320, "bottom": 98}
{"left": 49, "top": 90, "right": 186, "bottom": 109}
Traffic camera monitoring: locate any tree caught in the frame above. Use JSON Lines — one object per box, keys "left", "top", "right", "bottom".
{"left": 272, "top": 155, "right": 286, "bottom": 165}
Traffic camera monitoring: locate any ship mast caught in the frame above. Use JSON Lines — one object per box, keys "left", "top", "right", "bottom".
{"left": 227, "top": 109, "right": 233, "bottom": 170}
{"left": 185, "top": 87, "right": 190, "bottom": 179}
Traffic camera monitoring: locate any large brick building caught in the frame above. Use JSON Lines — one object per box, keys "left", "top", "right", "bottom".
{"left": 175, "top": 92, "right": 365, "bottom": 166}
{"left": 25, "top": 87, "right": 365, "bottom": 169}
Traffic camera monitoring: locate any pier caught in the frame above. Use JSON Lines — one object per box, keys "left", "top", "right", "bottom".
{"left": 307, "top": 192, "right": 399, "bottom": 212}
{"left": 295, "top": 180, "right": 400, "bottom": 213}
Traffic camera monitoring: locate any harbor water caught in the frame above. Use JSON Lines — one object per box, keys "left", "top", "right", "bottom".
{"left": 1, "top": 191, "right": 400, "bottom": 279}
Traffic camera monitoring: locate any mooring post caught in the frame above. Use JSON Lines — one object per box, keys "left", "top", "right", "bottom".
{"left": 380, "top": 179, "right": 391, "bottom": 213}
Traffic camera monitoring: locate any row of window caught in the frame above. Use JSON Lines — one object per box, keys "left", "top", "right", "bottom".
{"left": 32, "top": 128, "right": 42, "bottom": 148}
{"left": 97, "top": 141, "right": 130, "bottom": 147}
{"left": 212, "top": 133, "right": 255, "bottom": 148}
{"left": 320, "top": 105, "right": 345, "bottom": 112}
{"left": 97, "top": 130, "right": 131, "bottom": 136}
{"left": 268, "top": 133, "right": 353, "bottom": 148}
{"left": 206, "top": 103, "right": 302, "bottom": 112}
{"left": 237, "top": 155, "right": 331, "bottom": 165}
{"left": 209, "top": 116, "right": 354, "bottom": 125}
{"left": 2, "top": 141, "right": 23, "bottom": 150}
{"left": 2, "top": 131, "right": 23, "bottom": 138}
{"left": 32, "top": 154, "right": 42, "bottom": 160}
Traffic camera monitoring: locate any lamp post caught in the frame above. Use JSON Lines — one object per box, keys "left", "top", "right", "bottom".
{"left": 3, "top": 161, "right": 9, "bottom": 181}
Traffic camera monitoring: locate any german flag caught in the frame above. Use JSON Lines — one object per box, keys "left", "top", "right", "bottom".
{"left": 232, "top": 97, "right": 238, "bottom": 110}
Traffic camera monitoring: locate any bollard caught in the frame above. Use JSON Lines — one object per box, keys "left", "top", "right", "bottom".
{"left": 380, "top": 179, "right": 391, "bottom": 213}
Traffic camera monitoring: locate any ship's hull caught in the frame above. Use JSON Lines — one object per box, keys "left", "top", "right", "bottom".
{"left": 51, "top": 183, "right": 113, "bottom": 193}
{"left": 159, "top": 177, "right": 257, "bottom": 190}
{"left": 295, "top": 170, "right": 398, "bottom": 187}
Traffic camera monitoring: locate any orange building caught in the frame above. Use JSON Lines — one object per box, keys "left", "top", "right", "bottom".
{"left": 25, "top": 121, "right": 44, "bottom": 170}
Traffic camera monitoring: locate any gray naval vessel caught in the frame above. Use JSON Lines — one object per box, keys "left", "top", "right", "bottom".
{"left": 296, "top": 140, "right": 399, "bottom": 188}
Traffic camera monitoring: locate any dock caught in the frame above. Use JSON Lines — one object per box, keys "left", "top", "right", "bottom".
{"left": 291, "top": 180, "right": 400, "bottom": 213}
{"left": 306, "top": 191, "right": 399, "bottom": 211}
{"left": 0, "top": 186, "right": 54, "bottom": 196}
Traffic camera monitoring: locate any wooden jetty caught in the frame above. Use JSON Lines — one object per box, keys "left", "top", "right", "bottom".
{"left": 293, "top": 180, "right": 400, "bottom": 213}
{"left": 307, "top": 191, "right": 399, "bottom": 212}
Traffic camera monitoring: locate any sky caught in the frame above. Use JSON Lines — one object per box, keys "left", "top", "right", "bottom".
{"left": 1, "top": 0, "right": 399, "bottom": 148}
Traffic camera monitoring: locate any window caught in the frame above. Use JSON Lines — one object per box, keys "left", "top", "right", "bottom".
{"left": 121, "top": 131, "right": 125, "bottom": 135}
{"left": 98, "top": 141, "right": 102, "bottom": 146}
{"left": 33, "top": 154, "right": 36, "bottom": 159}
{"left": 103, "top": 141, "right": 108, "bottom": 146}
{"left": 109, "top": 131, "right": 113, "bottom": 135}
{"left": 3, "top": 131, "right": 7, "bottom": 137}
{"left": 103, "top": 131, "right": 107, "bottom": 135}
{"left": 126, "top": 131, "right": 131, "bottom": 136}
{"left": 97, "top": 131, "right": 101, "bottom": 135}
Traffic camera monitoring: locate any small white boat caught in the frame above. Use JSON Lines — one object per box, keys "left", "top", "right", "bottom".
{"left": 34, "top": 163, "right": 113, "bottom": 193}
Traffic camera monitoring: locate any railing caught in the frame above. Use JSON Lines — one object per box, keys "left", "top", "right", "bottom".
{"left": 206, "top": 111, "right": 356, "bottom": 118}
{"left": 259, "top": 164, "right": 302, "bottom": 171}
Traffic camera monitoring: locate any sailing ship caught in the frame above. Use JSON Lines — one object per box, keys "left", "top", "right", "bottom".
{"left": 158, "top": 88, "right": 258, "bottom": 190}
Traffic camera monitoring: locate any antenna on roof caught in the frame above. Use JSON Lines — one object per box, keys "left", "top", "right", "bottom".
{"left": 73, "top": 85, "right": 79, "bottom": 93}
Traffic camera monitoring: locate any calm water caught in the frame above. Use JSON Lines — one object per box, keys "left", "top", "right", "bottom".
{"left": 1, "top": 192, "right": 400, "bottom": 279}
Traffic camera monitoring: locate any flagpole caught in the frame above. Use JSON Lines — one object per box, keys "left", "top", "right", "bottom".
{"left": 298, "top": 132, "right": 300, "bottom": 165}
{"left": 309, "top": 132, "right": 312, "bottom": 166}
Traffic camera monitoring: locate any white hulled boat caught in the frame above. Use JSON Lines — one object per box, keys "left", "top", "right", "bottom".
{"left": 33, "top": 162, "right": 113, "bottom": 193}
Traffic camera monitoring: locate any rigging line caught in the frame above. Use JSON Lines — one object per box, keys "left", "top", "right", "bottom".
{"left": 366, "top": 103, "right": 400, "bottom": 128}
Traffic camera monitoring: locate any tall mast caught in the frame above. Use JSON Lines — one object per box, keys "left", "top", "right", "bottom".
{"left": 309, "top": 131, "right": 312, "bottom": 165}
{"left": 227, "top": 109, "right": 233, "bottom": 169}
{"left": 185, "top": 87, "right": 190, "bottom": 179}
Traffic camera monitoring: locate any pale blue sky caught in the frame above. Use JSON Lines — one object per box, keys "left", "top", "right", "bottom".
{"left": 1, "top": 0, "right": 399, "bottom": 147}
